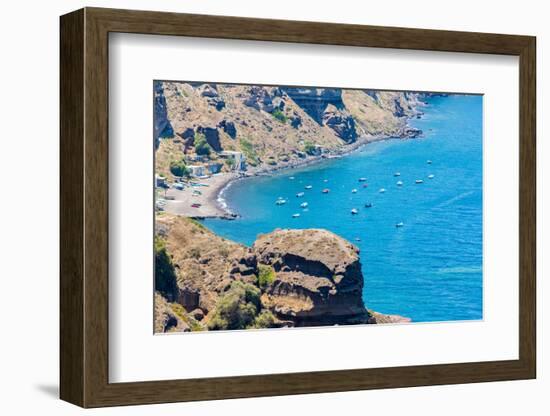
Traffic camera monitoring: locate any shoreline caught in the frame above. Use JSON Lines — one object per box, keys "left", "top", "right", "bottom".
{"left": 162, "top": 108, "right": 426, "bottom": 220}
{"left": 210, "top": 131, "right": 422, "bottom": 219}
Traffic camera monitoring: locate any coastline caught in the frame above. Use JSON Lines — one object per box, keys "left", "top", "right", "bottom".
{"left": 210, "top": 131, "right": 421, "bottom": 219}
{"left": 161, "top": 102, "right": 427, "bottom": 220}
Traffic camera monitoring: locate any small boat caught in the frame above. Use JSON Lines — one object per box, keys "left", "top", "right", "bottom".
{"left": 305, "top": 185, "right": 313, "bottom": 190}
{"left": 296, "top": 192, "right": 305, "bottom": 197}
{"left": 300, "top": 202, "right": 308, "bottom": 208}
{"left": 427, "top": 160, "right": 432, "bottom": 164}
{"left": 379, "top": 188, "right": 386, "bottom": 193}
{"left": 415, "top": 179, "right": 424, "bottom": 184}
{"left": 394, "top": 172, "right": 401, "bottom": 177}
{"left": 275, "top": 198, "right": 287, "bottom": 205}
{"left": 323, "top": 179, "right": 329, "bottom": 183}
{"left": 292, "top": 213, "right": 300, "bottom": 218}
{"left": 322, "top": 188, "right": 330, "bottom": 194}
{"left": 289, "top": 176, "right": 295, "bottom": 180}
{"left": 362, "top": 184, "right": 368, "bottom": 188}
{"left": 428, "top": 174, "right": 435, "bottom": 179}
{"left": 395, "top": 222, "right": 404, "bottom": 228}
{"left": 355, "top": 237, "right": 361, "bottom": 242}
{"left": 351, "top": 189, "right": 358, "bottom": 193}
{"left": 351, "top": 208, "right": 359, "bottom": 215}
{"left": 191, "top": 203, "right": 201, "bottom": 208}
{"left": 192, "top": 190, "right": 202, "bottom": 196}
{"left": 365, "top": 203, "right": 373, "bottom": 208}
{"left": 396, "top": 180, "right": 403, "bottom": 186}
{"left": 358, "top": 177, "right": 367, "bottom": 182}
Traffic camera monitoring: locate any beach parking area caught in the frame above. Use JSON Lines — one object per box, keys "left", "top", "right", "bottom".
{"left": 159, "top": 172, "right": 238, "bottom": 218}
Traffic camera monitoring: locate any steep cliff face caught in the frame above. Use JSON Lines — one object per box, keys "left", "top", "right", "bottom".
{"left": 153, "top": 215, "right": 409, "bottom": 333}
{"left": 253, "top": 228, "right": 369, "bottom": 326}
{"left": 153, "top": 81, "right": 174, "bottom": 149}
{"left": 154, "top": 81, "right": 425, "bottom": 180}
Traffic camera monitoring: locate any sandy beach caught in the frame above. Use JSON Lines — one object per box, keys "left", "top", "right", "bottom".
{"left": 161, "top": 172, "right": 240, "bottom": 218}
{"left": 159, "top": 133, "right": 413, "bottom": 220}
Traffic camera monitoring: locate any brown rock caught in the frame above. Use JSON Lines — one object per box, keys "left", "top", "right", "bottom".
{"left": 253, "top": 228, "right": 370, "bottom": 326}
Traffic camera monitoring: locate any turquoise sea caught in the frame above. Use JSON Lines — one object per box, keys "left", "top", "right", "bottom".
{"left": 204, "top": 95, "right": 483, "bottom": 322}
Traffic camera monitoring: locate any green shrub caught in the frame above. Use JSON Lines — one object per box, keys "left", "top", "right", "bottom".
{"left": 251, "top": 310, "right": 276, "bottom": 329}
{"left": 169, "top": 160, "right": 190, "bottom": 177}
{"left": 272, "top": 108, "right": 287, "bottom": 123}
{"left": 194, "top": 133, "right": 212, "bottom": 156}
{"left": 303, "top": 141, "right": 317, "bottom": 156}
{"left": 257, "top": 264, "right": 276, "bottom": 289}
{"left": 240, "top": 138, "right": 259, "bottom": 166}
{"left": 207, "top": 281, "right": 261, "bottom": 330}
{"left": 154, "top": 237, "right": 178, "bottom": 301}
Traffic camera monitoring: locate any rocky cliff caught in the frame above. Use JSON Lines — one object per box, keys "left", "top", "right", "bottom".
{"left": 154, "top": 214, "right": 408, "bottom": 333}
{"left": 253, "top": 228, "right": 369, "bottom": 326}
{"left": 154, "top": 81, "right": 426, "bottom": 180}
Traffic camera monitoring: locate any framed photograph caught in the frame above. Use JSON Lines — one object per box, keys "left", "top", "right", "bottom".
{"left": 60, "top": 7, "right": 536, "bottom": 408}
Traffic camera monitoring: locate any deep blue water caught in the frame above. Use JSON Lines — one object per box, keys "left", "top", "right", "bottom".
{"left": 204, "top": 95, "right": 483, "bottom": 322}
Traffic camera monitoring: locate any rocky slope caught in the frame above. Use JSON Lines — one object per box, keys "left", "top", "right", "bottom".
{"left": 154, "top": 214, "right": 409, "bottom": 333}
{"left": 154, "top": 81, "right": 426, "bottom": 180}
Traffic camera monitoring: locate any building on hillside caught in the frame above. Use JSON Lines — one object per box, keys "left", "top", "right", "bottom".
{"left": 187, "top": 165, "right": 206, "bottom": 177}
{"left": 220, "top": 151, "right": 246, "bottom": 171}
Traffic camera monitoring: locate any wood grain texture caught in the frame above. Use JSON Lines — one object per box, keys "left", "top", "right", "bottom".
{"left": 59, "top": 8, "right": 85, "bottom": 407}
{"left": 59, "top": 7, "right": 537, "bottom": 408}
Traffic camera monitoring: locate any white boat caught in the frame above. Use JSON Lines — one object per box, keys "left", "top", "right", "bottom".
{"left": 323, "top": 179, "right": 329, "bottom": 183}
{"left": 305, "top": 185, "right": 313, "bottom": 190}
{"left": 289, "top": 176, "right": 295, "bottom": 180}
{"left": 296, "top": 192, "right": 305, "bottom": 197}
{"left": 292, "top": 213, "right": 300, "bottom": 218}
{"left": 396, "top": 181, "right": 403, "bottom": 186}
{"left": 351, "top": 208, "right": 359, "bottom": 215}
{"left": 428, "top": 174, "right": 435, "bottom": 179}
{"left": 395, "top": 222, "right": 404, "bottom": 228}
{"left": 300, "top": 202, "right": 308, "bottom": 208}
{"left": 394, "top": 172, "right": 401, "bottom": 177}
{"left": 358, "top": 177, "right": 367, "bottom": 182}
{"left": 275, "top": 198, "right": 287, "bottom": 205}
{"left": 351, "top": 189, "right": 358, "bottom": 193}
{"left": 379, "top": 188, "right": 386, "bottom": 193}
{"left": 415, "top": 179, "right": 424, "bottom": 184}
{"left": 427, "top": 160, "right": 432, "bottom": 164}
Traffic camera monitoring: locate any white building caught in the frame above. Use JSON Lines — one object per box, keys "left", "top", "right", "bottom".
{"left": 220, "top": 151, "right": 246, "bottom": 171}
{"left": 187, "top": 165, "right": 206, "bottom": 177}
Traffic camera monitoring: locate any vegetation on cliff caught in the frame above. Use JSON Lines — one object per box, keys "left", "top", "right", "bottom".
{"left": 154, "top": 81, "right": 425, "bottom": 181}
{"left": 154, "top": 214, "right": 407, "bottom": 333}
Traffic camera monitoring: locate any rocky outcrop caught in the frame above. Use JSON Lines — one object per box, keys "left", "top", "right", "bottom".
{"left": 253, "top": 228, "right": 370, "bottom": 326}
{"left": 153, "top": 81, "right": 174, "bottom": 148}
{"left": 176, "top": 127, "right": 195, "bottom": 153}
{"left": 243, "top": 86, "right": 276, "bottom": 113}
{"left": 196, "top": 126, "right": 223, "bottom": 151}
{"left": 281, "top": 87, "right": 343, "bottom": 124}
{"left": 154, "top": 215, "right": 411, "bottom": 333}
{"left": 154, "top": 292, "right": 190, "bottom": 333}
{"left": 322, "top": 104, "right": 358, "bottom": 143}
{"left": 218, "top": 119, "right": 237, "bottom": 139}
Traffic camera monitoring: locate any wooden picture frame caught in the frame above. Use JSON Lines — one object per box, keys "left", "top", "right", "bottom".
{"left": 60, "top": 7, "right": 536, "bottom": 408}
